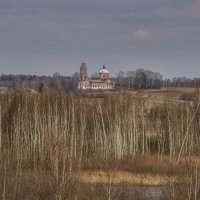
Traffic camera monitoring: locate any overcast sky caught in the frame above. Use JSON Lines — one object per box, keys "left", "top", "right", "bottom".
{"left": 0, "top": 0, "right": 200, "bottom": 78}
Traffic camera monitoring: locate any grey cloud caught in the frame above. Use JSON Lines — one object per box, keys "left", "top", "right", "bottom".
{"left": 0, "top": 0, "right": 200, "bottom": 77}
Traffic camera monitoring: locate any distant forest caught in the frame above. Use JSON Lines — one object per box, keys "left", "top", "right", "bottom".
{"left": 0, "top": 68, "right": 200, "bottom": 92}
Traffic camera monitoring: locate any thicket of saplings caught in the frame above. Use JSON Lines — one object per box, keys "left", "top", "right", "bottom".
{"left": 0, "top": 90, "right": 200, "bottom": 200}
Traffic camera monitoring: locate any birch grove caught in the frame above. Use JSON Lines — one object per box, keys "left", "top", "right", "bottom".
{"left": 0, "top": 91, "right": 200, "bottom": 199}
{"left": 0, "top": 91, "right": 200, "bottom": 162}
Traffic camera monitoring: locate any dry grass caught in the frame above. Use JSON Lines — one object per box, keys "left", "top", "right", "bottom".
{"left": 100, "top": 87, "right": 198, "bottom": 107}
{"left": 136, "top": 87, "right": 196, "bottom": 96}
{"left": 77, "top": 170, "right": 178, "bottom": 186}
{"left": 136, "top": 87, "right": 197, "bottom": 104}
{"left": 79, "top": 156, "right": 200, "bottom": 187}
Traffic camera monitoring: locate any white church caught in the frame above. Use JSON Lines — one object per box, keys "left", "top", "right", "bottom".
{"left": 78, "top": 63, "right": 114, "bottom": 90}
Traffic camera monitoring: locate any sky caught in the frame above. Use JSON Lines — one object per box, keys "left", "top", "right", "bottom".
{"left": 0, "top": 0, "right": 200, "bottom": 78}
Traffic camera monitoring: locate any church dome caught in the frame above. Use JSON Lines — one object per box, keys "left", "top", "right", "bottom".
{"left": 99, "top": 65, "right": 109, "bottom": 74}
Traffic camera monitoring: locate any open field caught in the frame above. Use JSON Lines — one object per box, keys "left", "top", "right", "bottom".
{"left": 104, "top": 87, "right": 197, "bottom": 96}
{"left": 84, "top": 87, "right": 198, "bottom": 107}
{"left": 102, "top": 87, "right": 198, "bottom": 103}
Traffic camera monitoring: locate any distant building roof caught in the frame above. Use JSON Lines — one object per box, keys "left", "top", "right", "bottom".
{"left": 90, "top": 80, "right": 104, "bottom": 83}
{"left": 99, "top": 69, "right": 109, "bottom": 74}
{"left": 99, "top": 65, "right": 109, "bottom": 74}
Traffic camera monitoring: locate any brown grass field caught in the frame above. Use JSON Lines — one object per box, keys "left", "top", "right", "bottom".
{"left": 117, "top": 87, "right": 197, "bottom": 98}
{"left": 101, "top": 87, "right": 198, "bottom": 106}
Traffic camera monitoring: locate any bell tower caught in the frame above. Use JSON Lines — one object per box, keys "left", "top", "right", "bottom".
{"left": 78, "top": 63, "right": 89, "bottom": 89}
{"left": 79, "top": 63, "right": 89, "bottom": 81}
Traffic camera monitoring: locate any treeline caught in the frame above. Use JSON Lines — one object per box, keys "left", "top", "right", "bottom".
{"left": 0, "top": 72, "right": 79, "bottom": 92}
{"left": 115, "top": 68, "right": 163, "bottom": 90}
{"left": 115, "top": 68, "right": 200, "bottom": 90}
{"left": 163, "top": 77, "right": 200, "bottom": 88}
{"left": 0, "top": 69, "right": 200, "bottom": 92}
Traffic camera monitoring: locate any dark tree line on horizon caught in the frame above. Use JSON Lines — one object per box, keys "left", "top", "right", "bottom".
{"left": 0, "top": 68, "right": 200, "bottom": 92}
{"left": 115, "top": 68, "right": 200, "bottom": 90}
{"left": 115, "top": 68, "right": 163, "bottom": 90}
{"left": 0, "top": 72, "right": 79, "bottom": 92}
